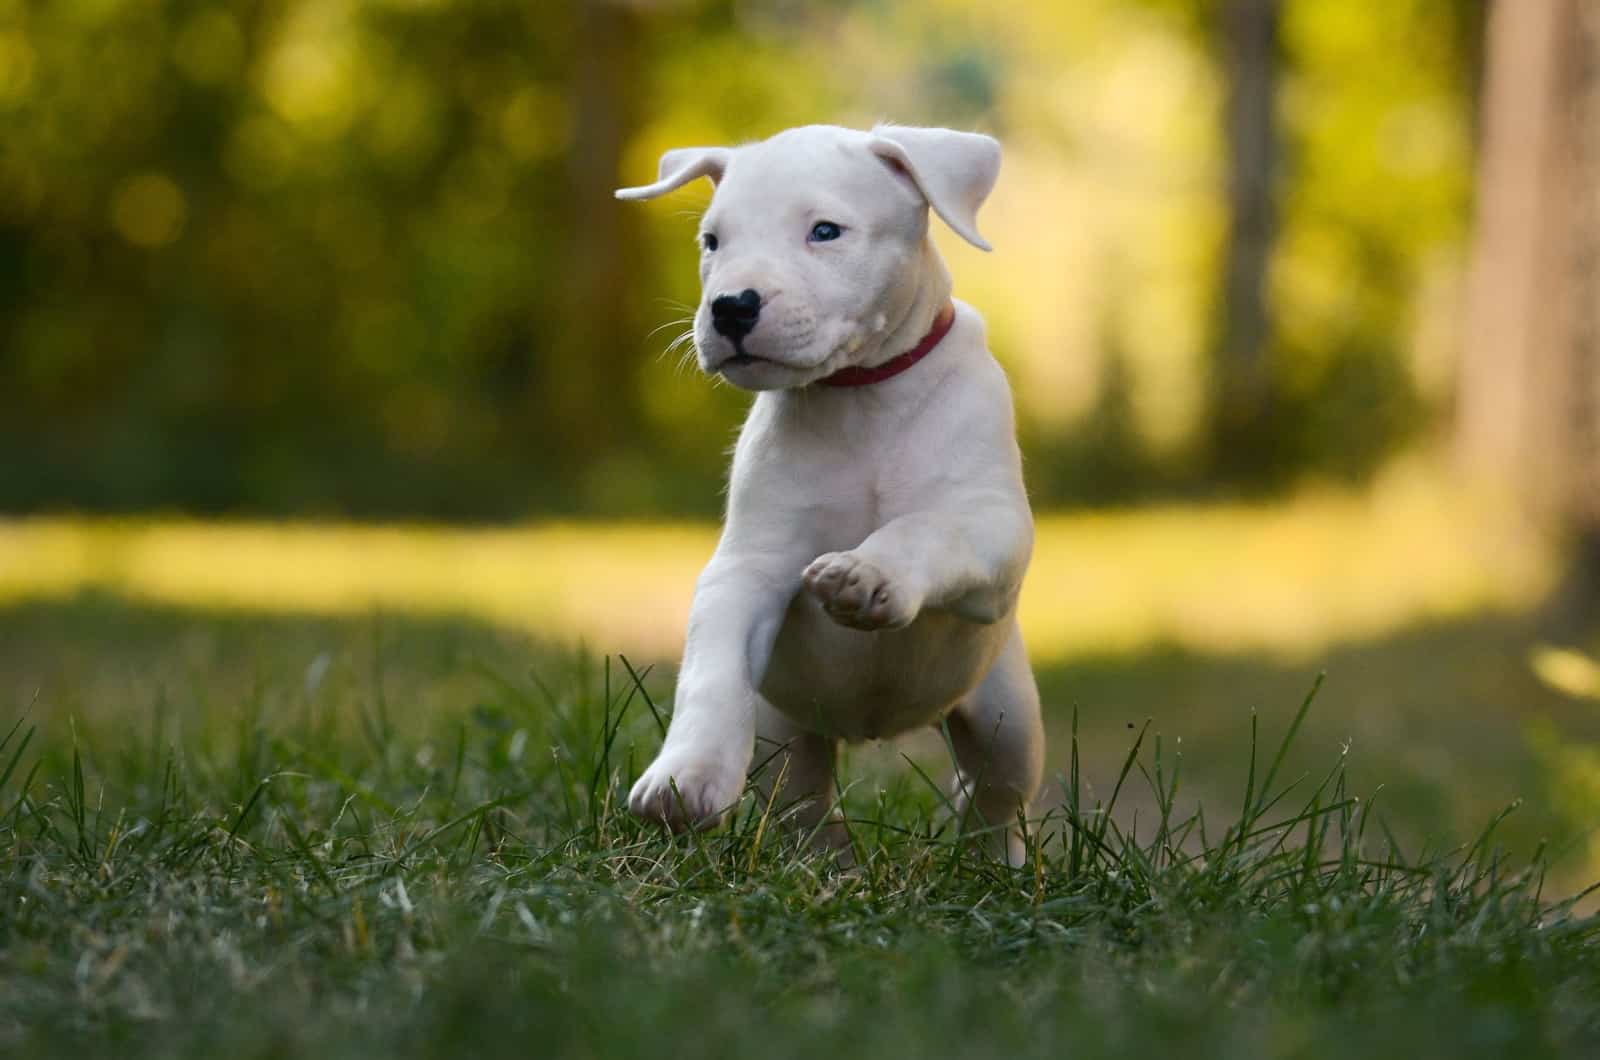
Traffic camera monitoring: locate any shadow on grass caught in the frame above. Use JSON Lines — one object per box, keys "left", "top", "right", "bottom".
{"left": 1035, "top": 613, "right": 1600, "bottom": 868}
{"left": 3, "top": 591, "right": 1594, "bottom": 874}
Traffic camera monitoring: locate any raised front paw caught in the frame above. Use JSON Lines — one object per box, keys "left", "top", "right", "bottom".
{"left": 628, "top": 746, "right": 745, "bottom": 832}
{"left": 802, "top": 550, "right": 920, "bottom": 631}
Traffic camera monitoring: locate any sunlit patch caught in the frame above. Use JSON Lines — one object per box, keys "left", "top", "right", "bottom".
{"left": 261, "top": 6, "right": 363, "bottom": 140}
{"left": 1531, "top": 645, "right": 1600, "bottom": 701}
{"left": 0, "top": 472, "right": 1550, "bottom": 667}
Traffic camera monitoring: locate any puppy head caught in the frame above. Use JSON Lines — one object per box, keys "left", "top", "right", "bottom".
{"left": 617, "top": 124, "right": 1000, "bottom": 390}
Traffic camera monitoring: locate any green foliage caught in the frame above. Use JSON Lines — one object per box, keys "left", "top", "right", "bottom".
{"left": 1259, "top": 0, "right": 1477, "bottom": 483}
{"left": 1, "top": 600, "right": 1598, "bottom": 1057}
{"left": 0, "top": 1, "right": 1484, "bottom": 516}
{"left": 0, "top": 0, "right": 697, "bottom": 517}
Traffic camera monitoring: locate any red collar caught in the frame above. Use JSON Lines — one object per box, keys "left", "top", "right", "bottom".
{"left": 816, "top": 302, "right": 956, "bottom": 387}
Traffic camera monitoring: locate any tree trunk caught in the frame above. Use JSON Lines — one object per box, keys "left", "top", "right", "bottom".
{"left": 1459, "top": 0, "right": 1600, "bottom": 633}
{"left": 1550, "top": 0, "right": 1600, "bottom": 630}
{"left": 1209, "top": 0, "right": 1281, "bottom": 483}
{"left": 545, "top": 0, "right": 647, "bottom": 465}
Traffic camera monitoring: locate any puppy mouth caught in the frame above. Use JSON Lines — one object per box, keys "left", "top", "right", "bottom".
{"left": 713, "top": 338, "right": 783, "bottom": 373}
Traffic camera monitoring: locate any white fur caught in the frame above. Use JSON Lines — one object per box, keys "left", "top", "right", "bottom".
{"left": 615, "top": 124, "right": 1043, "bottom": 863}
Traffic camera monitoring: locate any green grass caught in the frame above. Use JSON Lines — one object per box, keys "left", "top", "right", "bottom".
{"left": 2, "top": 597, "right": 1599, "bottom": 1058}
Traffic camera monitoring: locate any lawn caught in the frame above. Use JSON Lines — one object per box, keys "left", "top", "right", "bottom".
{"left": 4, "top": 475, "right": 1600, "bottom": 1057}
{"left": 1, "top": 591, "right": 1598, "bottom": 1058}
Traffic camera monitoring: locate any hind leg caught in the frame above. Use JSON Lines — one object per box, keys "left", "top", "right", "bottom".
{"left": 749, "top": 696, "right": 842, "bottom": 845}
{"left": 946, "top": 624, "right": 1045, "bottom": 866}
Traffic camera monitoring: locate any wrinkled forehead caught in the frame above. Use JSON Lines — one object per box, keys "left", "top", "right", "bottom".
{"left": 708, "top": 126, "right": 912, "bottom": 220}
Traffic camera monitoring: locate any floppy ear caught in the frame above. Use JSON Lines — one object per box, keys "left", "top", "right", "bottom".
{"left": 868, "top": 125, "right": 1001, "bottom": 251}
{"left": 614, "top": 146, "right": 732, "bottom": 201}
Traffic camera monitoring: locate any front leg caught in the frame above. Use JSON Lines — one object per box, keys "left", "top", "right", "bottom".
{"left": 629, "top": 551, "right": 800, "bottom": 831}
{"left": 803, "top": 493, "right": 1031, "bottom": 630}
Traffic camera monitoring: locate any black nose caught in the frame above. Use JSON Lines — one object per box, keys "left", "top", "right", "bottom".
{"left": 711, "top": 289, "right": 762, "bottom": 340}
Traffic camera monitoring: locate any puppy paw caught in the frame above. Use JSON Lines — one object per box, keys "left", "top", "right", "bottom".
{"left": 802, "top": 551, "right": 920, "bottom": 631}
{"left": 628, "top": 747, "right": 745, "bottom": 831}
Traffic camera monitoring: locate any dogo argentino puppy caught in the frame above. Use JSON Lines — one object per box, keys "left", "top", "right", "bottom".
{"left": 615, "top": 123, "right": 1043, "bottom": 863}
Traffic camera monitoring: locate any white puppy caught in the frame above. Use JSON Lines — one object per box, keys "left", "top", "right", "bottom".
{"left": 615, "top": 124, "right": 1043, "bottom": 863}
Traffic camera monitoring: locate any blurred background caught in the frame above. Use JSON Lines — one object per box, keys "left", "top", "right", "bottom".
{"left": 3, "top": 0, "right": 1600, "bottom": 883}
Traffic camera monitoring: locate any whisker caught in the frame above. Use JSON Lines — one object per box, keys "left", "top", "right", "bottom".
{"left": 676, "top": 344, "right": 700, "bottom": 376}
{"left": 647, "top": 315, "right": 694, "bottom": 341}
{"left": 657, "top": 324, "right": 702, "bottom": 374}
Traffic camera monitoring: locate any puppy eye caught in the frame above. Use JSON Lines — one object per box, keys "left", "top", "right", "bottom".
{"left": 808, "top": 221, "right": 843, "bottom": 243}
{"left": 701, "top": 232, "right": 719, "bottom": 252}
